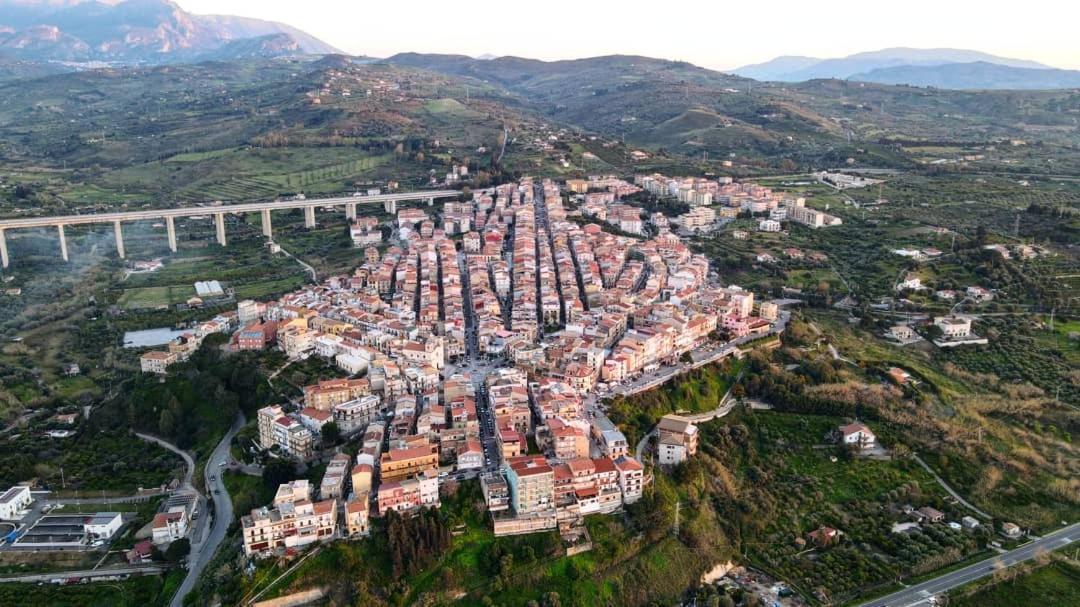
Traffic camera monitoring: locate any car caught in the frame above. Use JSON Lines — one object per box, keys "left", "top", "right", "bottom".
{"left": 209, "top": 475, "right": 216, "bottom": 481}
{"left": 214, "top": 489, "right": 221, "bottom": 495}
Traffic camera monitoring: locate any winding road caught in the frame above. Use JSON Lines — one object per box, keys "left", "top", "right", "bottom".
{"left": 635, "top": 383, "right": 740, "bottom": 462}
{"left": 135, "top": 432, "right": 195, "bottom": 490}
{"left": 169, "top": 413, "right": 245, "bottom": 607}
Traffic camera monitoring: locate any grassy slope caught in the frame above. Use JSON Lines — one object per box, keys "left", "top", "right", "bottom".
{"left": 950, "top": 559, "right": 1080, "bottom": 607}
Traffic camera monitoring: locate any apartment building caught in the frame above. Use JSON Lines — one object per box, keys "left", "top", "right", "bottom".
{"left": 320, "top": 453, "right": 351, "bottom": 500}
{"left": 376, "top": 472, "right": 439, "bottom": 514}
{"left": 379, "top": 444, "right": 439, "bottom": 482}
{"left": 504, "top": 456, "right": 555, "bottom": 516}
{"left": 304, "top": 378, "right": 371, "bottom": 411}
{"left": 656, "top": 415, "right": 698, "bottom": 465}
{"left": 241, "top": 481, "right": 338, "bottom": 557}
{"left": 139, "top": 351, "right": 177, "bottom": 374}
{"left": 345, "top": 494, "right": 370, "bottom": 536}
{"left": 257, "top": 405, "right": 315, "bottom": 460}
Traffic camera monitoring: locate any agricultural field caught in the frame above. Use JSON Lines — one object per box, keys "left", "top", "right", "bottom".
{"left": 0, "top": 427, "right": 183, "bottom": 493}
{"left": 60, "top": 147, "right": 397, "bottom": 204}
{"left": 791, "top": 310, "right": 1080, "bottom": 530}
{"left": 949, "top": 557, "right": 1080, "bottom": 607}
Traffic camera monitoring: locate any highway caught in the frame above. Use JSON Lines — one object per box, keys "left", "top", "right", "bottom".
{"left": 857, "top": 522, "right": 1080, "bottom": 607}
{"left": 170, "top": 413, "right": 245, "bottom": 607}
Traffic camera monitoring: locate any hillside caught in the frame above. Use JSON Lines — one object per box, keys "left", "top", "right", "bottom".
{"left": 850, "top": 61, "right": 1080, "bottom": 90}
{"left": 385, "top": 52, "right": 1080, "bottom": 159}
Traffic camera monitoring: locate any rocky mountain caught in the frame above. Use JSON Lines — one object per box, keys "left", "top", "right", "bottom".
{"left": 734, "top": 47, "right": 1051, "bottom": 84}
{"left": 850, "top": 61, "right": 1080, "bottom": 90}
{"left": 0, "top": 0, "right": 338, "bottom": 63}
{"left": 195, "top": 33, "right": 301, "bottom": 61}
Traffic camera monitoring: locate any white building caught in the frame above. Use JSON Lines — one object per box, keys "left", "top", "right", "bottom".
{"left": 658, "top": 436, "right": 688, "bottom": 465}
{"left": 758, "top": 219, "right": 781, "bottom": 232}
{"left": 0, "top": 486, "right": 32, "bottom": 520}
{"left": 934, "top": 316, "right": 972, "bottom": 339}
{"left": 839, "top": 422, "right": 876, "bottom": 449}
{"left": 84, "top": 513, "right": 124, "bottom": 540}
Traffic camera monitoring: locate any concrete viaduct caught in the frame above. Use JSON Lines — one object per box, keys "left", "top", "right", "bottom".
{"left": 0, "top": 190, "right": 461, "bottom": 268}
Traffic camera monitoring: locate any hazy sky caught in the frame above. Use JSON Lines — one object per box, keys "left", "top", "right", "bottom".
{"left": 178, "top": 0, "right": 1080, "bottom": 70}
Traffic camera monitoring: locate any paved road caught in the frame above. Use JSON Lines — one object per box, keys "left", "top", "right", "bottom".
{"left": 635, "top": 384, "right": 740, "bottom": 462}
{"left": 136, "top": 432, "right": 195, "bottom": 490}
{"left": 170, "top": 413, "right": 245, "bottom": 607}
{"left": 858, "top": 522, "right": 1080, "bottom": 607}
{"left": 0, "top": 564, "right": 167, "bottom": 583}
{"left": 911, "top": 454, "right": 991, "bottom": 520}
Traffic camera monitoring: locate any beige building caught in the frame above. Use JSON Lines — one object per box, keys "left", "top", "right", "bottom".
{"left": 504, "top": 456, "right": 555, "bottom": 516}
{"left": 241, "top": 481, "right": 337, "bottom": 557}
{"left": 140, "top": 350, "right": 177, "bottom": 374}
{"left": 345, "top": 494, "right": 370, "bottom": 537}
{"left": 257, "top": 405, "right": 314, "bottom": 460}
{"left": 657, "top": 415, "right": 698, "bottom": 465}
{"left": 304, "top": 378, "right": 371, "bottom": 411}
{"left": 379, "top": 445, "right": 439, "bottom": 482}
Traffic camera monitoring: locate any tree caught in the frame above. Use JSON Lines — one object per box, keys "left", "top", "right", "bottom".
{"left": 321, "top": 422, "right": 342, "bottom": 446}
{"left": 924, "top": 324, "right": 944, "bottom": 340}
{"left": 164, "top": 538, "right": 190, "bottom": 562}
{"left": 262, "top": 459, "right": 296, "bottom": 492}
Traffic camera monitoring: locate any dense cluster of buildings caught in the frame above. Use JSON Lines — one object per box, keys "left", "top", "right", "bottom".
{"left": 213, "top": 175, "right": 780, "bottom": 555}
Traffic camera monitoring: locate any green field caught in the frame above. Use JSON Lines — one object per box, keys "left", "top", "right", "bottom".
{"left": 116, "top": 285, "right": 193, "bottom": 309}
{"left": 950, "top": 559, "right": 1080, "bottom": 607}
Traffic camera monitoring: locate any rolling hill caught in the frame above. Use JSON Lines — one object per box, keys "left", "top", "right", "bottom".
{"left": 734, "top": 47, "right": 1054, "bottom": 86}
{"left": 850, "top": 61, "right": 1080, "bottom": 90}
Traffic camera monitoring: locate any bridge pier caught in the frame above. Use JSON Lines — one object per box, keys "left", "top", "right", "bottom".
{"left": 215, "top": 213, "right": 227, "bottom": 247}
{"left": 113, "top": 220, "right": 125, "bottom": 259}
{"left": 304, "top": 206, "right": 316, "bottom": 228}
{"left": 384, "top": 199, "right": 397, "bottom": 214}
{"left": 261, "top": 209, "right": 273, "bottom": 238}
{"left": 165, "top": 216, "right": 177, "bottom": 252}
{"left": 345, "top": 203, "right": 356, "bottom": 221}
{"left": 427, "top": 197, "right": 434, "bottom": 207}
{"left": 0, "top": 228, "right": 8, "bottom": 269}
{"left": 58, "top": 224, "right": 68, "bottom": 262}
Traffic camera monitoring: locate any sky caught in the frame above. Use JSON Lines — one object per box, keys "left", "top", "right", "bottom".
{"left": 178, "top": 0, "right": 1080, "bottom": 71}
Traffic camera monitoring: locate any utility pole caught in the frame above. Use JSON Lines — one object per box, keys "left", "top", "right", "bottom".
{"left": 673, "top": 499, "right": 681, "bottom": 536}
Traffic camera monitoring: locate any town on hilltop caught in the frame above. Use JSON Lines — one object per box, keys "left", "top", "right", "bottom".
{"left": 137, "top": 175, "right": 785, "bottom": 556}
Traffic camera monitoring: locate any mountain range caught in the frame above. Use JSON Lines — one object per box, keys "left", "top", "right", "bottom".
{"left": 0, "top": 0, "right": 338, "bottom": 63}
{"left": 733, "top": 48, "right": 1080, "bottom": 90}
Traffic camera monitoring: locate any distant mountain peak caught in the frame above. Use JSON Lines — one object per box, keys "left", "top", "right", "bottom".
{"left": 0, "top": 0, "right": 340, "bottom": 63}
{"left": 733, "top": 47, "right": 1054, "bottom": 85}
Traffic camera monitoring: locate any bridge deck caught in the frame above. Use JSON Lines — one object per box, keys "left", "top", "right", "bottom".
{"left": 0, "top": 190, "right": 461, "bottom": 229}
